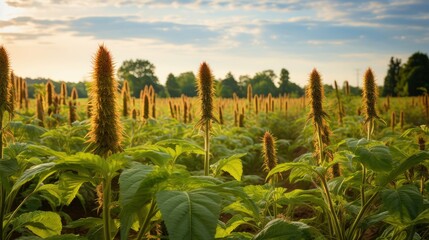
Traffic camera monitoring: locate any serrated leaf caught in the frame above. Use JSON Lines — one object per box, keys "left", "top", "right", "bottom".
{"left": 378, "top": 152, "right": 429, "bottom": 186}
{"left": 119, "top": 162, "right": 169, "bottom": 239}
{"left": 12, "top": 162, "right": 56, "bottom": 192}
{"left": 59, "top": 172, "right": 91, "bottom": 205}
{"left": 212, "top": 153, "right": 245, "bottom": 181}
{"left": 353, "top": 145, "right": 392, "bottom": 172}
{"left": 14, "top": 211, "right": 62, "bottom": 238}
{"left": 381, "top": 185, "right": 423, "bottom": 221}
{"left": 252, "top": 219, "right": 322, "bottom": 240}
{"left": 156, "top": 189, "right": 221, "bottom": 240}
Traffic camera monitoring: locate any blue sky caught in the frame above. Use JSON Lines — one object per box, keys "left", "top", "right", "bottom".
{"left": 0, "top": 0, "right": 428, "bottom": 87}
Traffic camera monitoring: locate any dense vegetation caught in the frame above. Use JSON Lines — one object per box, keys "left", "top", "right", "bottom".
{"left": 1, "top": 45, "right": 429, "bottom": 240}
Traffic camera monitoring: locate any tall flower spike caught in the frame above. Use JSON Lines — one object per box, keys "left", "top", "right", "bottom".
{"left": 0, "top": 46, "right": 12, "bottom": 116}
{"left": 362, "top": 68, "right": 379, "bottom": 138}
{"left": 262, "top": 131, "right": 278, "bottom": 177}
{"left": 87, "top": 45, "right": 123, "bottom": 157}
{"left": 196, "top": 62, "right": 217, "bottom": 128}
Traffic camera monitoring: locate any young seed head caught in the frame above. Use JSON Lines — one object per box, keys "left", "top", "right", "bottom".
{"left": 46, "top": 81, "right": 54, "bottom": 115}
{"left": 196, "top": 62, "right": 216, "bottom": 129}
{"left": 69, "top": 100, "right": 77, "bottom": 125}
{"left": 362, "top": 68, "right": 379, "bottom": 124}
{"left": 262, "top": 131, "right": 278, "bottom": 182}
{"left": 0, "top": 46, "right": 12, "bottom": 115}
{"left": 60, "top": 82, "right": 67, "bottom": 105}
{"left": 71, "top": 87, "right": 78, "bottom": 105}
{"left": 36, "top": 94, "right": 45, "bottom": 127}
{"left": 87, "top": 45, "right": 123, "bottom": 157}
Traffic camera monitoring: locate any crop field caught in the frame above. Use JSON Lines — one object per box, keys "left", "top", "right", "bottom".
{"left": 1, "top": 45, "right": 429, "bottom": 240}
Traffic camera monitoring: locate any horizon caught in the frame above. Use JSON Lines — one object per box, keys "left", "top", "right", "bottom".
{"left": 1, "top": 0, "right": 428, "bottom": 87}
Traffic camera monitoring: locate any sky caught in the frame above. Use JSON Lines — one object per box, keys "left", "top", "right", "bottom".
{"left": 0, "top": 0, "right": 428, "bottom": 87}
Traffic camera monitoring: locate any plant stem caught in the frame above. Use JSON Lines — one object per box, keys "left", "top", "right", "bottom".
{"left": 361, "top": 166, "right": 366, "bottom": 207}
{"left": 348, "top": 192, "right": 378, "bottom": 240}
{"left": 136, "top": 200, "right": 157, "bottom": 240}
{"left": 320, "top": 176, "right": 343, "bottom": 240}
{"left": 204, "top": 121, "right": 210, "bottom": 176}
{"left": 316, "top": 124, "right": 324, "bottom": 164}
{"left": 102, "top": 177, "right": 112, "bottom": 240}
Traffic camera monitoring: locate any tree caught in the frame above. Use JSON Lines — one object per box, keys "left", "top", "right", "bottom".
{"left": 396, "top": 52, "right": 429, "bottom": 96}
{"left": 382, "top": 57, "right": 401, "bottom": 96}
{"left": 250, "top": 70, "right": 278, "bottom": 96}
{"left": 166, "top": 73, "right": 181, "bottom": 97}
{"left": 278, "top": 68, "right": 289, "bottom": 94}
{"left": 218, "top": 72, "right": 240, "bottom": 98}
{"left": 117, "top": 59, "right": 162, "bottom": 97}
{"left": 176, "top": 72, "right": 197, "bottom": 97}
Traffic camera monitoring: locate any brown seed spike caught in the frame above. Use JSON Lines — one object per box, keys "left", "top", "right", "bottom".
{"left": 0, "top": 46, "right": 12, "bottom": 116}
{"left": 196, "top": 62, "right": 216, "bottom": 128}
{"left": 362, "top": 68, "right": 379, "bottom": 123}
{"left": 262, "top": 131, "right": 278, "bottom": 183}
{"left": 307, "top": 69, "right": 326, "bottom": 128}
{"left": 87, "top": 45, "right": 123, "bottom": 157}
{"left": 60, "top": 82, "right": 67, "bottom": 105}
{"left": 46, "top": 81, "right": 54, "bottom": 115}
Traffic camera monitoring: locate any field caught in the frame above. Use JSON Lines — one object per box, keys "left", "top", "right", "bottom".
{"left": 1, "top": 49, "right": 429, "bottom": 240}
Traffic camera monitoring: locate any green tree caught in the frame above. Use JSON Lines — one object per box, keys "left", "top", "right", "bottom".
{"left": 278, "top": 68, "right": 289, "bottom": 94}
{"left": 382, "top": 57, "right": 401, "bottom": 96}
{"left": 117, "top": 59, "right": 162, "bottom": 97}
{"left": 176, "top": 71, "right": 197, "bottom": 97}
{"left": 166, "top": 73, "right": 181, "bottom": 97}
{"left": 250, "top": 70, "right": 278, "bottom": 96}
{"left": 396, "top": 52, "right": 429, "bottom": 96}
{"left": 218, "top": 72, "right": 240, "bottom": 98}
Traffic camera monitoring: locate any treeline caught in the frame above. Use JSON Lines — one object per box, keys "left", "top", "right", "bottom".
{"left": 24, "top": 77, "right": 88, "bottom": 99}
{"left": 383, "top": 51, "right": 429, "bottom": 96}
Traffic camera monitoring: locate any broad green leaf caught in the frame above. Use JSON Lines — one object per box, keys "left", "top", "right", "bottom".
{"left": 216, "top": 215, "right": 253, "bottom": 238}
{"left": 278, "top": 189, "right": 327, "bottom": 211}
{"left": 14, "top": 211, "right": 62, "bottom": 238}
{"left": 27, "top": 145, "right": 67, "bottom": 159}
{"left": 12, "top": 162, "right": 56, "bottom": 192}
{"left": 252, "top": 219, "right": 323, "bottom": 240}
{"left": 267, "top": 162, "right": 319, "bottom": 181}
{"left": 381, "top": 185, "right": 423, "bottom": 221}
{"left": 353, "top": 145, "right": 392, "bottom": 172}
{"left": 413, "top": 208, "right": 429, "bottom": 224}
{"left": 119, "top": 162, "right": 169, "bottom": 239}
{"left": 212, "top": 153, "right": 245, "bottom": 181}
{"left": 378, "top": 152, "right": 429, "bottom": 186}
{"left": 126, "top": 149, "right": 172, "bottom": 166}
{"left": 156, "top": 189, "right": 221, "bottom": 240}
{"left": 0, "top": 157, "right": 19, "bottom": 176}
{"left": 59, "top": 172, "right": 91, "bottom": 205}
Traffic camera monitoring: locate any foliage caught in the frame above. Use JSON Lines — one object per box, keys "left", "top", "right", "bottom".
{"left": 396, "top": 52, "right": 429, "bottom": 96}
{"left": 382, "top": 57, "right": 401, "bottom": 97}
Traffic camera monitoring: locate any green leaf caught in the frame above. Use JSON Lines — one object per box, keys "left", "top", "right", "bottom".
{"left": 267, "top": 162, "right": 319, "bottom": 181}
{"left": 353, "top": 145, "right": 392, "bottom": 172}
{"left": 119, "top": 162, "right": 169, "bottom": 239}
{"left": 12, "top": 162, "right": 56, "bottom": 192}
{"left": 252, "top": 219, "right": 322, "bottom": 240}
{"left": 14, "top": 211, "right": 62, "bottom": 238}
{"left": 126, "top": 149, "right": 172, "bottom": 166}
{"left": 0, "top": 157, "right": 19, "bottom": 176}
{"left": 212, "top": 153, "right": 245, "bottom": 181}
{"left": 216, "top": 215, "right": 253, "bottom": 238}
{"left": 156, "top": 188, "right": 221, "bottom": 240}
{"left": 16, "top": 234, "right": 87, "bottom": 240}
{"left": 58, "top": 172, "right": 91, "bottom": 205}
{"left": 378, "top": 152, "right": 429, "bottom": 186}
{"left": 381, "top": 185, "right": 423, "bottom": 221}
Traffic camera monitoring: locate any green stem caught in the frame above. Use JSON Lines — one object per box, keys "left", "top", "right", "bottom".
{"left": 204, "top": 121, "right": 210, "bottom": 176}
{"left": 3, "top": 192, "right": 34, "bottom": 239}
{"left": 102, "top": 178, "right": 112, "bottom": 240}
{"left": 136, "top": 200, "right": 157, "bottom": 240}
{"left": 348, "top": 192, "right": 378, "bottom": 240}
{"left": 320, "top": 176, "right": 344, "bottom": 240}
{"left": 316, "top": 124, "right": 324, "bottom": 164}
{"left": 361, "top": 166, "right": 366, "bottom": 207}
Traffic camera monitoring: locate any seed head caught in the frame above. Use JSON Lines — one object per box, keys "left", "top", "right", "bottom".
{"left": 0, "top": 46, "right": 12, "bottom": 115}
{"left": 87, "top": 45, "right": 123, "bottom": 157}
{"left": 60, "top": 82, "right": 67, "bottom": 105}
{"left": 196, "top": 62, "right": 217, "bottom": 129}
{"left": 262, "top": 131, "right": 278, "bottom": 183}
{"left": 362, "top": 68, "right": 379, "bottom": 124}
{"left": 307, "top": 69, "right": 327, "bottom": 126}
